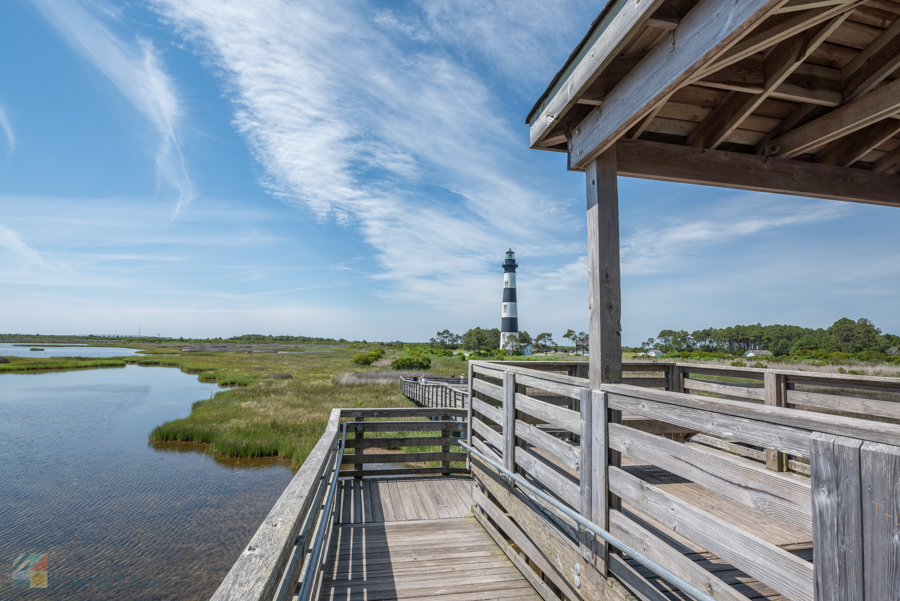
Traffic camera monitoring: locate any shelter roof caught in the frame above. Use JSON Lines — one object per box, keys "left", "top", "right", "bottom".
{"left": 528, "top": 0, "right": 900, "bottom": 207}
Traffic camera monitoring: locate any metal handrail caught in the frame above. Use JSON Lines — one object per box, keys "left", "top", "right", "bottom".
{"left": 460, "top": 441, "right": 718, "bottom": 601}
{"left": 295, "top": 422, "right": 347, "bottom": 601}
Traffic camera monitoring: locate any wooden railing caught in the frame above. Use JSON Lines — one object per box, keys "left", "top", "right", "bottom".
{"left": 209, "top": 407, "right": 467, "bottom": 601}
{"left": 467, "top": 359, "right": 900, "bottom": 601}
{"left": 400, "top": 377, "right": 468, "bottom": 408}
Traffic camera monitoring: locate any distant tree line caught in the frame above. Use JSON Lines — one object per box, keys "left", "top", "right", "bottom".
{"left": 638, "top": 318, "right": 900, "bottom": 358}
{"left": 228, "top": 334, "right": 347, "bottom": 344}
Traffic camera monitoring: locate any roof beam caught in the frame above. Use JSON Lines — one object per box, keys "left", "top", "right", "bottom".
{"left": 777, "top": 0, "right": 852, "bottom": 12}
{"left": 527, "top": 0, "right": 667, "bottom": 148}
{"left": 615, "top": 138, "right": 900, "bottom": 207}
{"left": 814, "top": 118, "right": 900, "bottom": 166}
{"left": 687, "top": 14, "right": 848, "bottom": 149}
{"left": 841, "top": 15, "right": 900, "bottom": 102}
{"left": 646, "top": 5, "right": 682, "bottom": 30}
{"left": 568, "top": 0, "right": 788, "bottom": 170}
{"left": 694, "top": 1, "right": 866, "bottom": 80}
{"left": 873, "top": 144, "right": 900, "bottom": 174}
{"left": 765, "top": 77, "right": 900, "bottom": 158}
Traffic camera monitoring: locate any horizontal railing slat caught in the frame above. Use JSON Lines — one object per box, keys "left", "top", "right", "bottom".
{"left": 340, "top": 408, "right": 466, "bottom": 418}
{"left": 516, "top": 392, "right": 581, "bottom": 434}
{"left": 683, "top": 377, "right": 766, "bottom": 401}
{"left": 352, "top": 421, "right": 467, "bottom": 433}
{"left": 513, "top": 446, "right": 580, "bottom": 510}
{"left": 338, "top": 467, "right": 468, "bottom": 478}
{"left": 472, "top": 398, "right": 503, "bottom": 425}
{"left": 606, "top": 390, "right": 811, "bottom": 457}
{"left": 347, "top": 451, "right": 466, "bottom": 464}
{"left": 609, "top": 423, "right": 812, "bottom": 534}
{"left": 472, "top": 378, "right": 503, "bottom": 401}
{"left": 609, "top": 466, "right": 815, "bottom": 601}
{"left": 344, "top": 436, "right": 459, "bottom": 449}
{"left": 609, "top": 510, "right": 754, "bottom": 601}
{"left": 471, "top": 416, "right": 504, "bottom": 450}
{"left": 787, "top": 389, "right": 900, "bottom": 419}
{"left": 603, "top": 383, "right": 900, "bottom": 450}
{"left": 515, "top": 419, "right": 580, "bottom": 473}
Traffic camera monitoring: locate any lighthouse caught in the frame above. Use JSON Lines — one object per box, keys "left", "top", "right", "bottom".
{"left": 500, "top": 249, "right": 518, "bottom": 350}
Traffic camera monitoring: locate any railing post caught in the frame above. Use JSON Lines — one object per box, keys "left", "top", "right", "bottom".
{"left": 668, "top": 364, "right": 684, "bottom": 393}
{"left": 579, "top": 388, "right": 594, "bottom": 562}
{"left": 466, "top": 362, "right": 474, "bottom": 470}
{"left": 354, "top": 417, "right": 365, "bottom": 479}
{"left": 503, "top": 371, "right": 516, "bottom": 474}
{"left": 765, "top": 372, "right": 787, "bottom": 471}
{"left": 811, "top": 433, "right": 863, "bottom": 600}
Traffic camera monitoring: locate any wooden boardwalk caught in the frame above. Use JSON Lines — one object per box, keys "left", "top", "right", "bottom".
{"left": 319, "top": 476, "right": 543, "bottom": 601}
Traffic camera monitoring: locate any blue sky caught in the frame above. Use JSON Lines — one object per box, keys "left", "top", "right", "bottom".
{"left": 1, "top": 0, "right": 898, "bottom": 345}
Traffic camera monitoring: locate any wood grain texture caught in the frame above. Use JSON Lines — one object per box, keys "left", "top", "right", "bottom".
{"left": 861, "top": 441, "right": 900, "bottom": 601}
{"left": 609, "top": 465, "right": 815, "bottom": 601}
{"left": 810, "top": 433, "right": 864, "bottom": 601}
{"left": 767, "top": 77, "right": 900, "bottom": 159}
{"left": 765, "top": 372, "right": 788, "bottom": 472}
{"left": 609, "top": 510, "right": 754, "bottom": 601}
{"left": 606, "top": 390, "right": 811, "bottom": 456}
{"left": 569, "top": 0, "right": 786, "bottom": 169}
{"left": 604, "top": 382, "right": 900, "bottom": 449}
{"left": 503, "top": 371, "right": 516, "bottom": 474}
{"left": 527, "top": 0, "right": 666, "bottom": 146}
{"left": 615, "top": 138, "right": 900, "bottom": 207}
{"left": 610, "top": 422, "right": 813, "bottom": 533}
{"left": 586, "top": 148, "right": 623, "bottom": 389}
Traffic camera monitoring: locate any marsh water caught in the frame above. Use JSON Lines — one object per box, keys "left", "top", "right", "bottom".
{"left": 0, "top": 343, "right": 141, "bottom": 358}
{"left": 0, "top": 365, "right": 295, "bottom": 600}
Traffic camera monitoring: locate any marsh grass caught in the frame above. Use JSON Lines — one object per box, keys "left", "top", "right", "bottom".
{"left": 0, "top": 356, "right": 128, "bottom": 372}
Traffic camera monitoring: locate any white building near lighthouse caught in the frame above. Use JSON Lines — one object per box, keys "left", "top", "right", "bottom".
{"left": 500, "top": 250, "right": 518, "bottom": 350}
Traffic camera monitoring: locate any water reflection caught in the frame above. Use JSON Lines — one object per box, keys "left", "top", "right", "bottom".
{"left": 0, "top": 342, "right": 140, "bottom": 358}
{"left": 0, "top": 365, "right": 294, "bottom": 601}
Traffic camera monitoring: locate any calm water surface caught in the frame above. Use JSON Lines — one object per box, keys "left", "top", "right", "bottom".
{"left": 0, "top": 343, "right": 141, "bottom": 358}
{"left": 0, "top": 365, "right": 295, "bottom": 600}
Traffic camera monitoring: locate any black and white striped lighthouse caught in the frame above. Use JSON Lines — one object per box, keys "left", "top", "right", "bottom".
{"left": 500, "top": 249, "right": 518, "bottom": 350}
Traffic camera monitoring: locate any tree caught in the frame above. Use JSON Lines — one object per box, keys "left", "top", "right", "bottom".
{"left": 462, "top": 327, "right": 501, "bottom": 351}
{"left": 563, "top": 329, "right": 577, "bottom": 349}
{"left": 534, "top": 333, "right": 555, "bottom": 353}
{"left": 430, "top": 329, "right": 461, "bottom": 349}
{"left": 576, "top": 331, "right": 589, "bottom": 354}
{"left": 503, "top": 333, "right": 519, "bottom": 352}
{"left": 518, "top": 331, "right": 533, "bottom": 346}
{"left": 641, "top": 337, "right": 656, "bottom": 350}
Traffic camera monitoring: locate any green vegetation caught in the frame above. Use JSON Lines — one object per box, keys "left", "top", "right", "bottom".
{"left": 351, "top": 348, "right": 385, "bottom": 366}
{"left": 0, "top": 341, "right": 473, "bottom": 466}
{"left": 636, "top": 318, "right": 900, "bottom": 364}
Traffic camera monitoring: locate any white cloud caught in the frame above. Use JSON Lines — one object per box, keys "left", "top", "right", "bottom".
{"left": 149, "top": 0, "right": 584, "bottom": 311}
{"left": 0, "top": 223, "right": 47, "bottom": 268}
{"left": 32, "top": 0, "right": 195, "bottom": 217}
{"left": 0, "top": 101, "right": 14, "bottom": 153}
{"left": 621, "top": 195, "right": 848, "bottom": 275}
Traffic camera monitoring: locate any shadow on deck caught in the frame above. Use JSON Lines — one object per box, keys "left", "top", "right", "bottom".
{"left": 319, "top": 475, "right": 543, "bottom": 600}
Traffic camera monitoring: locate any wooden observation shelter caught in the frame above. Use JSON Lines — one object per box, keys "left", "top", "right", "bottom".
{"left": 213, "top": 3, "right": 900, "bottom": 601}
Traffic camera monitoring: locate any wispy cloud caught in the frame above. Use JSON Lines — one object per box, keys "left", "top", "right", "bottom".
{"left": 32, "top": 0, "right": 195, "bottom": 217}
{"left": 621, "top": 195, "right": 848, "bottom": 276}
{"left": 0, "top": 223, "right": 47, "bottom": 268}
{"left": 0, "top": 101, "right": 14, "bottom": 153}
{"left": 150, "top": 0, "right": 586, "bottom": 308}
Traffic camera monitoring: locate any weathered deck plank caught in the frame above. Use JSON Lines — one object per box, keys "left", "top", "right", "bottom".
{"left": 320, "top": 475, "right": 541, "bottom": 601}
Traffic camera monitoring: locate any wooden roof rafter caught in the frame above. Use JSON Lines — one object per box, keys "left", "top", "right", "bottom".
{"left": 528, "top": 0, "right": 900, "bottom": 205}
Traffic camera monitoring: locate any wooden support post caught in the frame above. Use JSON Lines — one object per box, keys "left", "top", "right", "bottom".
{"left": 810, "top": 433, "right": 863, "bottom": 600}
{"left": 765, "top": 372, "right": 787, "bottom": 471}
{"left": 354, "top": 417, "right": 365, "bottom": 480}
{"left": 668, "top": 365, "right": 684, "bottom": 393}
{"left": 579, "top": 388, "right": 594, "bottom": 563}
{"left": 503, "top": 371, "right": 517, "bottom": 474}
{"left": 441, "top": 413, "right": 450, "bottom": 470}
{"left": 586, "top": 146, "right": 622, "bottom": 578}
{"left": 861, "top": 441, "right": 900, "bottom": 601}
{"left": 466, "top": 362, "right": 474, "bottom": 470}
